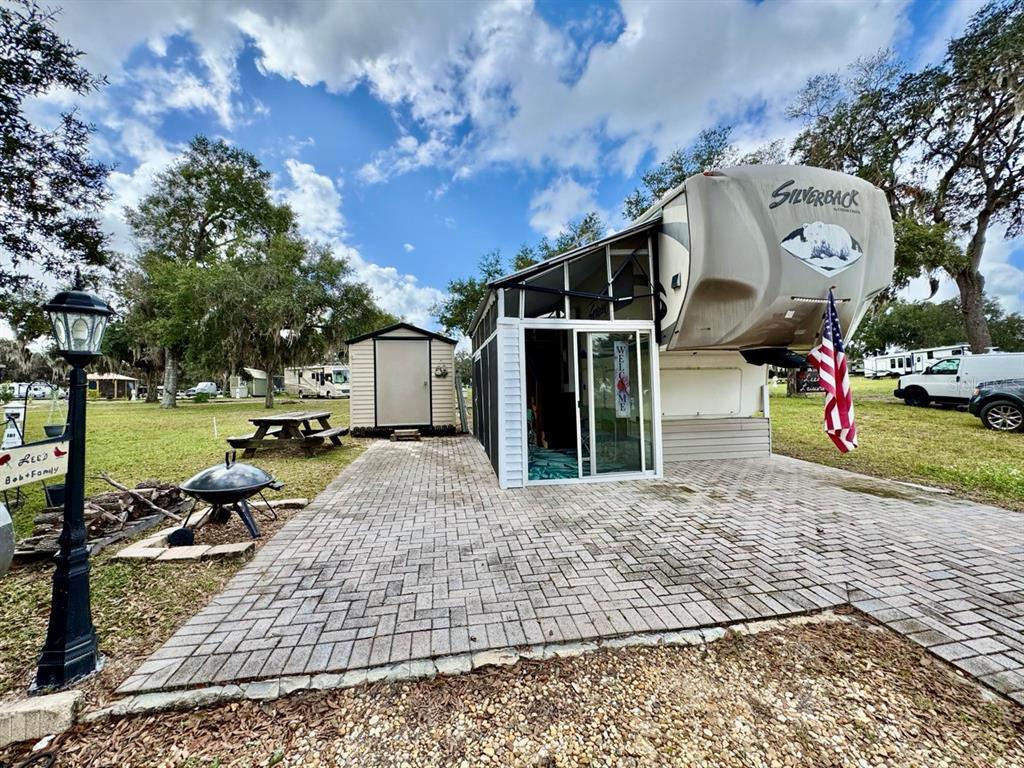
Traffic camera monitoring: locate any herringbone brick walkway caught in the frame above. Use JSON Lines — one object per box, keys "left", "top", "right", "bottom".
{"left": 119, "top": 437, "right": 1024, "bottom": 704}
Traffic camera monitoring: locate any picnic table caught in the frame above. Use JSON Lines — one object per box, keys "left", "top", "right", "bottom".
{"left": 226, "top": 410, "right": 348, "bottom": 457}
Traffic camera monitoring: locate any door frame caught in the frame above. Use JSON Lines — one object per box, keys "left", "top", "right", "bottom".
{"left": 519, "top": 319, "right": 662, "bottom": 486}
{"left": 576, "top": 329, "right": 653, "bottom": 479}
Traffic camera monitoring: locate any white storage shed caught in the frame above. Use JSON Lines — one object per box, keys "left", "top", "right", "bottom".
{"left": 347, "top": 323, "right": 459, "bottom": 430}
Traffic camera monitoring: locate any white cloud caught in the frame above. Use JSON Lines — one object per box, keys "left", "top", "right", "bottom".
{"left": 52, "top": 1, "right": 248, "bottom": 129}
{"left": 130, "top": 64, "right": 239, "bottom": 129}
{"left": 403, "top": 243, "right": 415, "bottom": 252}
{"left": 276, "top": 160, "right": 444, "bottom": 326}
{"left": 277, "top": 159, "right": 346, "bottom": 241}
{"left": 358, "top": 132, "right": 449, "bottom": 184}
{"left": 978, "top": 230, "right": 1024, "bottom": 314}
{"left": 528, "top": 176, "right": 606, "bottom": 238}
{"left": 51, "top": 0, "right": 911, "bottom": 184}
{"left": 101, "top": 121, "right": 182, "bottom": 252}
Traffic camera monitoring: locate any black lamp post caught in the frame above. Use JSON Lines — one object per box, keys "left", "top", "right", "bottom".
{"left": 32, "top": 279, "right": 113, "bottom": 692}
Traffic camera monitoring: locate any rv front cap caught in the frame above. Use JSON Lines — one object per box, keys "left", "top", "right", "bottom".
{"left": 769, "top": 179, "right": 860, "bottom": 211}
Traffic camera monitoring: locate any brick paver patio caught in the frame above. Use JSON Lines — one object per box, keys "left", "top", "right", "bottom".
{"left": 119, "top": 437, "right": 1024, "bottom": 705}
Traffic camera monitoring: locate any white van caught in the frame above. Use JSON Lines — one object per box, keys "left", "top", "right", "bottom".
{"left": 895, "top": 353, "right": 1024, "bottom": 407}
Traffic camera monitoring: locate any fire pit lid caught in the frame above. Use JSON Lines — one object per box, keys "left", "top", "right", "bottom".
{"left": 180, "top": 452, "right": 278, "bottom": 499}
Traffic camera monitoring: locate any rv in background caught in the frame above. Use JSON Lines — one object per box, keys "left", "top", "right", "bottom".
{"left": 284, "top": 364, "right": 350, "bottom": 398}
{"left": 863, "top": 344, "right": 971, "bottom": 378}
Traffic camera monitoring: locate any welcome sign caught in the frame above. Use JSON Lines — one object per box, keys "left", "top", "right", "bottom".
{"left": 0, "top": 440, "right": 69, "bottom": 490}
{"left": 614, "top": 341, "right": 631, "bottom": 418}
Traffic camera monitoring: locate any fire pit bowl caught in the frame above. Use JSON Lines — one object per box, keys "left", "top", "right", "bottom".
{"left": 179, "top": 452, "right": 283, "bottom": 538}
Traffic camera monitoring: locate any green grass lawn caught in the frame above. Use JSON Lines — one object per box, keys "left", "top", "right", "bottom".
{"left": 771, "top": 377, "right": 1024, "bottom": 511}
{"left": 9, "top": 397, "right": 354, "bottom": 539}
{"left": 0, "top": 397, "right": 361, "bottom": 700}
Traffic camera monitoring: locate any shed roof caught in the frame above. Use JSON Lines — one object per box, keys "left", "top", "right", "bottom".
{"left": 87, "top": 372, "right": 138, "bottom": 381}
{"left": 345, "top": 322, "right": 456, "bottom": 346}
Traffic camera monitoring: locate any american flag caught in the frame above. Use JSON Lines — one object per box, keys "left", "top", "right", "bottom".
{"left": 806, "top": 288, "right": 857, "bottom": 452}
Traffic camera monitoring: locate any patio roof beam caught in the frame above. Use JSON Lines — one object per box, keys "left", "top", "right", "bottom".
{"left": 504, "top": 282, "right": 617, "bottom": 303}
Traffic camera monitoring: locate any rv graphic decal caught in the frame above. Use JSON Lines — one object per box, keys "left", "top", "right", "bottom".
{"left": 781, "top": 222, "right": 863, "bottom": 276}
{"left": 769, "top": 179, "right": 860, "bottom": 211}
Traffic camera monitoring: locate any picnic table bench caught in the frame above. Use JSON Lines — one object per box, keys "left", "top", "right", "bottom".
{"left": 227, "top": 410, "right": 349, "bottom": 457}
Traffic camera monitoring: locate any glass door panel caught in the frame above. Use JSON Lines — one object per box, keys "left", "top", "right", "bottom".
{"left": 640, "top": 333, "right": 654, "bottom": 472}
{"left": 589, "top": 332, "right": 642, "bottom": 475}
{"left": 572, "top": 329, "right": 656, "bottom": 478}
{"left": 575, "top": 331, "right": 591, "bottom": 477}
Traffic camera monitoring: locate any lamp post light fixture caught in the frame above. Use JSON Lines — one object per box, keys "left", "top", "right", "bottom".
{"left": 32, "top": 277, "right": 113, "bottom": 692}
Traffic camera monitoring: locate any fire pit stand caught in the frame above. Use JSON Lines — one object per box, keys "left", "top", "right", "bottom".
{"left": 178, "top": 452, "right": 283, "bottom": 539}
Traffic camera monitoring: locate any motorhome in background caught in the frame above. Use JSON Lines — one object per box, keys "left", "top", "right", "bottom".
{"left": 863, "top": 344, "right": 971, "bottom": 378}
{"left": 469, "top": 164, "right": 895, "bottom": 488}
{"left": 284, "top": 364, "right": 351, "bottom": 398}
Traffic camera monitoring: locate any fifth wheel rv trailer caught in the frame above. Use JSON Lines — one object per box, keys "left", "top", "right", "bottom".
{"left": 284, "top": 364, "right": 351, "bottom": 398}
{"left": 468, "top": 165, "right": 895, "bottom": 488}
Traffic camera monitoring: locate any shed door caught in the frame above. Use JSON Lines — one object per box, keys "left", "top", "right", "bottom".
{"left": 376, "top": 339, "right": 431, "bottom": 426}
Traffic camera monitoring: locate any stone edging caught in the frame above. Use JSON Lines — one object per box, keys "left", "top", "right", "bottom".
{"left": 113, "top": 499, "right": 307, "bottom": 562}
{"left": 86, "top": 611, "right": 851, "bottom": 722}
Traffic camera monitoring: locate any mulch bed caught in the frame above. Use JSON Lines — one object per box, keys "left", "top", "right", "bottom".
{"left": 189, "top": 504, "right": 286, "bottom": 547}
{"left": 8, "top": 620, "right": 1024, "bottom": 767}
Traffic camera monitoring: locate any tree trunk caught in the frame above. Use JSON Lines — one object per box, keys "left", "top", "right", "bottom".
{"left": 162, "top": 348, "right": 178, "bottom": 408}
{"left": 955, "top": 268, "right": 993, "bottom": 353}
{"left": 263, "top": 361, "right": 275, "bottom": 409}
{"left": 954, "top": 216, "right": 994, "bottom": 354}
{"left": 145, "top": 369, "right": 158, "bottom": 403}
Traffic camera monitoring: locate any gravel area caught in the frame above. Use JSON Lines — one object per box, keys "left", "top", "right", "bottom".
{"left": 10, "top": 619, "right": 1023, "bottom": 767}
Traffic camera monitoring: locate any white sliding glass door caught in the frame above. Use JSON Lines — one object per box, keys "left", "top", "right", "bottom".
{"left": 575, "top": 329, "right": 655, "bottom": 477}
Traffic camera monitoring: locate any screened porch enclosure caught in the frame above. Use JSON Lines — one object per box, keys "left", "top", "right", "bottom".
{"left": 470, "top": 222, "right": 662, "bottom": 488}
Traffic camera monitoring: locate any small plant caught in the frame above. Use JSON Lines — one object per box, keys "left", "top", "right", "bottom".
{"left": 0, "top": 383, "right": 12, "bottom": 405}
{"left": 193, "top": 392, "right": 211, "bottom": 404}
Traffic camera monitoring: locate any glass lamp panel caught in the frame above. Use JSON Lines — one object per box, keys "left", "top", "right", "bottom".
{"left": 47, "top": 312, "right": 70, "bottom": 350}
{"left": 70, "top": 315, "right": 91, "bottom": 351}
{"left": 58, "top": 311, "right": 108, "bottom": 353}
{"left": 91, "top": 314, "right": 109, "bottom": 351}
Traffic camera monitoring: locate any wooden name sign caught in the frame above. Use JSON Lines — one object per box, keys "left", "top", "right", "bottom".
{"left": 0, "top": 441, "right": 69, "bottom": 490}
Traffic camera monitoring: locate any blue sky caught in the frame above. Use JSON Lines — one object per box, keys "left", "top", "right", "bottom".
{"left": 40, "top": 0, "right": 1023, "bottom": 329}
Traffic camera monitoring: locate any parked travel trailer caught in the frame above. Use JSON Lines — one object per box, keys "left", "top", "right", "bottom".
{"left": 468, "top": 165, "right": 895, "bottom": 488}
{"left": 895, "top": 352, "right": 1024, "bottom": 407}
{"left": 863, "top": 344, "right": 971, "bottom": 378}
{"left": 284, "top": 363, "right": 351, "bottom": 398}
